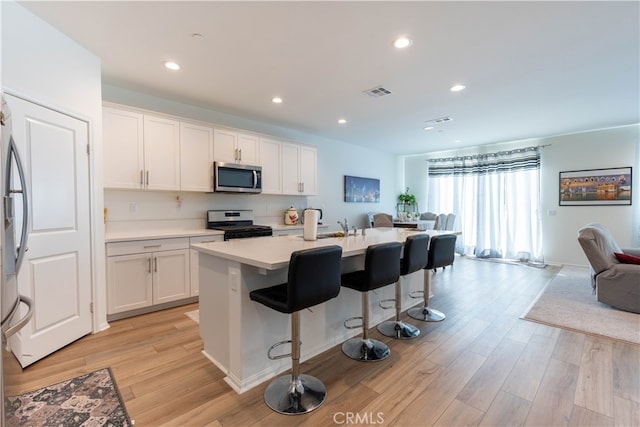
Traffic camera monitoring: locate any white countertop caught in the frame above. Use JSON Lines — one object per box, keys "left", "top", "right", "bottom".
{"left": 105, "top": 228, "right": 225, "bottom": 243}
{"left": 191, "top": 227, "right": 456, "bottom": 270}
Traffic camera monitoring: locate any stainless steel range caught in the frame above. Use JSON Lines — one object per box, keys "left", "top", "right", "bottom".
{"left": 206, "top": 210, "right": 272, "bottom": 240}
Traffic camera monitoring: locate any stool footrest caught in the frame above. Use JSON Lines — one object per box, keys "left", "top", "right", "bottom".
{"left": 409, "top": 290, "right": 425, "bottom": 299}
{"left": 344, "top": 316, "right": 363, "bottom": 330}
{"left": 378, "top": 298, "right": 396, "bottom": 310}
{"left": 267, "top": 340, "right": 296, "bottom": 360}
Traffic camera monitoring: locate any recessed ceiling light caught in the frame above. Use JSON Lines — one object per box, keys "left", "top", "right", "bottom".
{"left": 394, "top": 36, "right": 413, "bottom": 49}
{"left": 164, "top": 61, "right": 180, "bottom": 71}
{"left": 423, "top": 126, "right": 435, "bottom": 131}
{"left": 450, "top": 84, "right": 466, "bottom": 92}
{"left": 338, "top": 119, "right": 347, "bottom": 124}
{"left": 271, "top": 97, "right": 283, "bottom": 104}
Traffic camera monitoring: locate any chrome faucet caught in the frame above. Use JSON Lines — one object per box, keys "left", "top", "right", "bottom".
{"left": 337, "top": 218, "right": 349, "bottom": 235}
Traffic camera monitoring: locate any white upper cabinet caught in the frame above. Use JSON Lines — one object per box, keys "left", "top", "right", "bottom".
{"left": 180, "top": 122, "right": 214, "bottom": 191}
{"left": 143, "top": 115, "right": 181, "bottom": 191}
{"left": 103, "top": 108, "right": 144, "bottom": 189}
{"left": 259, "top": 138, "right": 282, "bottom": 194}
{"left": 282, "top": 142, "right": 317, "bottom": 195}
{"left": 213, "top": 129, "right": 259, "bottom": 165}
{"left": 103, "top": 103, "right": 317, "bottom": 195}
{"left": 103, "top": 106, "right": 180, "bottom": 190}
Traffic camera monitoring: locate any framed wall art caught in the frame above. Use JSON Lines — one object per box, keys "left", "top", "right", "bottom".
{"left": 344, "top": 175, "right": 380, "bottom": 203}
{"left": 559, "top": 166, "right": 632, "bottom": 206}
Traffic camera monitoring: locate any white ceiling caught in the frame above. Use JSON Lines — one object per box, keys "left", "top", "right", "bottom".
{"left": 19, "top": 1, "right": 640, "bottom": 155}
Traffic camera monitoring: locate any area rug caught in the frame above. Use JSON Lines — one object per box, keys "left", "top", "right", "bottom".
{"left": 4, "top": 367, "right": 133, "bottom": 427}
{"left": 522, "top": 265, "right": 640, "bottom": 345}
{"left": 185, "top": 309, "right": 199, "bottom": 324}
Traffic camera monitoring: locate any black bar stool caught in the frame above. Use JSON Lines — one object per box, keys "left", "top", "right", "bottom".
{"left": 408, "top": 234, "right": 456, "bottom": 322}
{"left": 377, "top": 234, "right": 428, "bottom": 339}
{"left": 341, "top": 241, "right": 402, "bottom": 361}
{"left": 249, "top": 245, "right": 343, "bottom": 415}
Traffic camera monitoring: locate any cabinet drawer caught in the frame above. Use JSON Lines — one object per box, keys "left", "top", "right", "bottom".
{"left": 106, "top": 237, "right": 189, "bottom": 256}
{"left": 189, "top": 235, "right": 224, "bottom": 245}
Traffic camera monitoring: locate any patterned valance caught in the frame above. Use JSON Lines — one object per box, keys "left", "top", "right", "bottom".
{"left": 428, "top": 146, "right": 540, "bottom": 176}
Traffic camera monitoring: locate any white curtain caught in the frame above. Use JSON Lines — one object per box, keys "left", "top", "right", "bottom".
{"left": 428, "top": 147, "right": 543, "bottom": 262}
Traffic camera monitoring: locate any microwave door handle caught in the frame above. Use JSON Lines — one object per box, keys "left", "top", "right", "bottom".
{"left": 4, "top": 295, "right": 34, "bottom": 339}
{"left": 9, "top": 137, "right": 30, "bottom": 272}
{"left": 253, "top": 170, "right": 257, "bottom": 189}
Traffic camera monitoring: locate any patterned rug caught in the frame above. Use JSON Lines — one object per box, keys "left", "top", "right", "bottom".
{"left": 4, "top": 367, "right": 133, "bottom": 426}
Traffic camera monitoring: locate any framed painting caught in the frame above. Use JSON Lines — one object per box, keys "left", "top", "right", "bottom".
{"left": 559, "top": 167, "right": 632, "bottom": 206}
{"left": 344, "top": 175, "right": 380, "bottom": 203}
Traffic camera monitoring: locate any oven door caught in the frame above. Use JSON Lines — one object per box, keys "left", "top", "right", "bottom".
{"left": 214, "top": 162, "right": 262, "bottom": 193}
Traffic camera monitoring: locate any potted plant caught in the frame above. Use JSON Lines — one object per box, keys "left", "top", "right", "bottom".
{"left": 398, "top": 187, "right": 416, "bottom": 206}
{"left": 397, "top": 187, "right": 417, "bottom": 219}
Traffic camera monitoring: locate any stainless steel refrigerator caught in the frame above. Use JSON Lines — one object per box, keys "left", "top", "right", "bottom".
{"left": 0, "top": 94, "right": 34, "bottom": 425}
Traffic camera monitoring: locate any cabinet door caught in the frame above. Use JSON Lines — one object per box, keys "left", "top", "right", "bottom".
{"left": 189, "top": 235, "right": 223, "bottom": 296}
{"left": 107, "top": 253, "right": 153, "bottom": 314}
{"left": 259, "top": 138, "right": 282, "bottom": 194}
{"left": 180, "top": 122, "right": 214, "bottom": 191}
{"left": 213, "top": 129, "right": 238, "bottom": 163}
{"left": 281, "top": 142, "right": 302, "bottom": 195}
{"left": 299, "top": 145, "right": 317, "bottom": 195}
{"left": 237, "top": 133, "right": 260, "bottom": 165}
{"left": 153, "top": 249, "right": 190, "bottom": 304}
{"left": 144, "top": 115, "right": 181, "bottom": 190}
{"left": 103, "top": 108, "right": 144, "bottom": 189}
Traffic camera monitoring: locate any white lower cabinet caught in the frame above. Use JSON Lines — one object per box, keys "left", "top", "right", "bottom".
{"left": 189, "top": 235, "right": 224, "bottom": 296}
{"left": 106, "top": 238, "right": 190, "bottom": 317}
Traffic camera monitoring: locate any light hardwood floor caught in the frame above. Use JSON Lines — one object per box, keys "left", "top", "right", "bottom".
{"left": 4, "top": 256, "right": 639, "bottom": 426}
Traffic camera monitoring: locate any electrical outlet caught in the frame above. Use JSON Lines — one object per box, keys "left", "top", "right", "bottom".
{"left": 129, "top": 203, "right": 137, "bottom": 214}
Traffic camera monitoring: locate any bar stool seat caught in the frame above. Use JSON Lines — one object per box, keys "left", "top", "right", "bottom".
{"left": 377, "top": 234, "right": 428, "bottom": 339}
{"left": 408, "top": 234, "right": 456, "bottom": 322}
{"left": 249, "top": 245, "right": 343, "bottom": 415}
{"left": 341, "top": 241, "right": 402, "bottom": 361}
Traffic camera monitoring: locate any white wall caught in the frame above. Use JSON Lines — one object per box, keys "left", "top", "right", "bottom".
{"left": 1, "top": 1, "right": 106, "bottom": 329}
{"left": 404, "top": 124, "right": 640, "bottom": 266}
{"left": 102, "top": 86, "right": 398, "bottom": 231}
{"left": 539, "top": 125, "right": 639, "bottom": 265}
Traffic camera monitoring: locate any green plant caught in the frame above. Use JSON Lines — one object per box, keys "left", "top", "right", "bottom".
{"left": 398, "top": 187, "right": 416, "bottom": 205}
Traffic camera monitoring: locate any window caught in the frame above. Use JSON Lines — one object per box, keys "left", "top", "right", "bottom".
{"left": 428, "top": 147, "right": 543, "bottom": 262}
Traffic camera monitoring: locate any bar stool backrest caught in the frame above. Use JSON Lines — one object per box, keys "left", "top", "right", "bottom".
{"left": 401, "top": 234, "right": 429, "bottom": 276}
{"left": 287, "top": 245, "right": 343, "bottom": 312}
{"left": 364, "top": 242, "right": 402, "bottom": 289}
{"left": 425, "top": 234, "right": 456, "bottom": 270}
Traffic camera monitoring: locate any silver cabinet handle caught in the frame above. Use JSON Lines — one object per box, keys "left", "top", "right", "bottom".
{"left": 143, "top": 245, "right": 162, "bottom": 249}
{"left": 146, "top": 170, "right": 149, "bottom": 186}
{"left": 148, "top": 256, "right": 151, "bottom": 273}
{"left": 140, "top": 170, "right": 144, "bottom": 186}
{"left": 238, "top": 149, "right": 242, "bottom": 162}
{"left": 154, "top": 256, "right": 158, "bottom": 272}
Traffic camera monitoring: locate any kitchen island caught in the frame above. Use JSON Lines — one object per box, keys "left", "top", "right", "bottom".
{"left": 191, "top": 227, "right": 445, "bottom": 393}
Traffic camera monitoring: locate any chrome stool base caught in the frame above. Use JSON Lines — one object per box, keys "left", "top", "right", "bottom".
{"left": 342, "top": 337, "right": 390, "bottom": 361}
{"left": 377, "top": 320, "right": 420, "bottom": 339}
{"left": 407, "top": 306, "right": 446, "bottom": 322}
{"left": 263, "top": 374, "right": 327, "bottom": 415}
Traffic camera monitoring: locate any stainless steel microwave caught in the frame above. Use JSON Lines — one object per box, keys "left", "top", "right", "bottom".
{"left": 213, "top": 162, "right": 262, "bottom": 193}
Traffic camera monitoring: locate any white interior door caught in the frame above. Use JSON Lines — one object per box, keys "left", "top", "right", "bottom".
{"left": 6, "top": 94, "right": 92, "bottom": 367}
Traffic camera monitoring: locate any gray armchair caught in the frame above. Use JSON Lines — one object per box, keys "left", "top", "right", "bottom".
{"left": 577, "top": 223, "right": 640, "bottom": 314}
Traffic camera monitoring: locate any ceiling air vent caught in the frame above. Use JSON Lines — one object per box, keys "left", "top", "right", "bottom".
{"left": 363, "top": 86, "right": 392, "bottom": 98}
{"left": 425, "top": 116, "right": 453, "bottom": 124}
